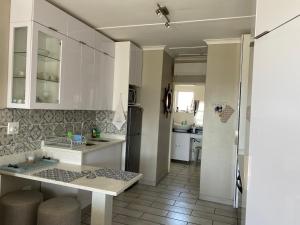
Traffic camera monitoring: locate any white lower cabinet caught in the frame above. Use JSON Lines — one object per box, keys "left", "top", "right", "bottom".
{"left": 171, "top": 132, "right": 191, "bottom": 162}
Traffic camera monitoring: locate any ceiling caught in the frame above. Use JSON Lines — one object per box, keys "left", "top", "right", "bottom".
{"left": 49, "top": 0, "right": 255, "bottom": 57}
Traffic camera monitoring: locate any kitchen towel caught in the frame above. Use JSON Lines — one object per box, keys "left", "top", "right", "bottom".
{"left": 112, "top": 95, "right": 126, "bottom": 130}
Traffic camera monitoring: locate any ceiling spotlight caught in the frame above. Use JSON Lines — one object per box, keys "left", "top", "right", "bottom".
{"left": 156, "top": 9, "right": 162, "bottom": 17}
{"left": 155, "top": 3, "right": 171, "bottom": 28}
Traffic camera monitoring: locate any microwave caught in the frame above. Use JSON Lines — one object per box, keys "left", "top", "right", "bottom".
{"left": 128, "top": 88, "right": 137, "bottom": 105}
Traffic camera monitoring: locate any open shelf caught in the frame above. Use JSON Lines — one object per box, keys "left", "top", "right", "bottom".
{"left": 14, "top": 51, "right": 60, "bottom": 62}
{"left": 37, "top": 77, "right": 59, "bottom": 83}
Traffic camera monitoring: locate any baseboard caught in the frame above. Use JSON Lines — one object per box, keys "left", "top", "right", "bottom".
{"left": 199, "top": 193, "right": 234, "bottom": 206}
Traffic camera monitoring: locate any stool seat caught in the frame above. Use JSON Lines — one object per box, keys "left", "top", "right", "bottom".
{"left": 0, "top": 190, "right": 43, "bottom": 225}
{"left": 37, "top": 197, "right": 81, "bottom": 225}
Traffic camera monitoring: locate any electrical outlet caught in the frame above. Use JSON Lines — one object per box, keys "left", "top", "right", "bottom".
{"left": 7, "top": 122, "right": 19, "bottom": 135}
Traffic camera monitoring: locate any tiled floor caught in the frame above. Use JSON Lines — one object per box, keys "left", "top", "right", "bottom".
{"left": 81, "top": 162, "right": 237, "bottom": 225}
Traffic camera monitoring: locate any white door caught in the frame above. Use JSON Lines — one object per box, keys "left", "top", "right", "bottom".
{"left": 246, "top": 17, "right": 300, "bottom": 225}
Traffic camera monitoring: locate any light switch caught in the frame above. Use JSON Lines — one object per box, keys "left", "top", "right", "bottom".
{"left": 7, "top": 122, "right": 19, "bottom": 135}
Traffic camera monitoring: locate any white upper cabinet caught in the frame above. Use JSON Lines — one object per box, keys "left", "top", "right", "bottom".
{"left": 8, "top": 0, "right": 116, "bottom": 110}
{"left": 255, "top": 0, "right": 300, "bottom": 36}
{"left": 7, "top": 21, "right": 66, "bottom": 109}
{"left": 11, "top": 0, "right": 68, "bottom": 35}
{"left": 80, "top": 45, "right": 96, "bottom": 110}
{"left": 67, "top": 17, "right": 95, "bottom": 48}
{"left": 95, "top": 31, "right": 115, "bottom": 58}
{"left": 61, "top": 37, "right": 82, "bottom": 109}
{"left": 129, "top": 43, "right": 143, "bottom": 87}
{"left": 34, "top": 0, "right": 68, "bottom": 35}
{"left": 94, "top": 50, "right": 114, "bottom": 110}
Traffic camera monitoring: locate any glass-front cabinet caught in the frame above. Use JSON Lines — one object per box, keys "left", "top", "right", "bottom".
{"left": 8, "top": 22, "right": 64, "bottom": 109}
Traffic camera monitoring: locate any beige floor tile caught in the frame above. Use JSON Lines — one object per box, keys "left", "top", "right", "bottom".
{"left": 167, "top": 211, "right": 212, "bottom": 225}
{"left": 113, "top": 206, "right": 143, "bottom": 218}
{"left": 113, "top": 215, "right": 160, "bottom": 225}
{"left": 128, "top": 203, "right": 168, "bottom": 216}
{"left": 151, "top": 202, "right": 193, "bottom": 215}
{"left": 142, "top": 213, "right": 188, "bottom": 225}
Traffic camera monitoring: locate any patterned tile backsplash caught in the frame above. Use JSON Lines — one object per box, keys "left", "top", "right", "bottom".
{"left": 96, "top": 110, "right": 127, "bottom": 136}
{"left": 0, "top": 109, "right": 125, "bottom": 157}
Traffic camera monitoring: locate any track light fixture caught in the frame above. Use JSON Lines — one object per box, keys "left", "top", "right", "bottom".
{"left": 155, "top": 3, "right": 171, "bottom": 28}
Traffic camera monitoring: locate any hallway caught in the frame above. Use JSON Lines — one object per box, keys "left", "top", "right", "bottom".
{"left": 81, "top": 163, "right": 237, "bottom": 225}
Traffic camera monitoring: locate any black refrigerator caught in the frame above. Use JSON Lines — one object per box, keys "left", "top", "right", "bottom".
{"left": 125, "top": 106, "right": 143, "bottom": 173}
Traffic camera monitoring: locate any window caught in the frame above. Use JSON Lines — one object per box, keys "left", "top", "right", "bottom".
{"left": 176, "top": 91, "right": 194, "bottom": 112}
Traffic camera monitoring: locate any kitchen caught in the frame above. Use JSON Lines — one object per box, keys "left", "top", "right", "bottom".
{"left": 0, "top": 0, "right": 298, "bottom": 225}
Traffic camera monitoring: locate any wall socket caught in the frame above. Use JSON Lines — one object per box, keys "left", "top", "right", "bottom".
{"left": 7, "top": 122, "right": 19, "bottom": 135}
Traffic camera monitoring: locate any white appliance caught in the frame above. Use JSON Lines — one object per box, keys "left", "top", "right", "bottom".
{"left": 245, "top": 13, "right": 300, "bottom": 225}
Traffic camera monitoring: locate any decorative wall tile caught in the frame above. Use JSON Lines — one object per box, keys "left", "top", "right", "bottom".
{"left": 0, "top": 109, "right": 13, "bottom": 125}
{"left": 64, "top": 111, "right": 75, "bottom": 123}
{"left": 14, "top": 125, "right": 29, "bottom": 143}
{"left": 28, "top": 125, "right": 43, "bottom": 142}
{"left": 13, "top": 109, "right": 30, "bottom": 125}
{"left": 83, "top": 111, "right": 96, "bottom": 122}
{"left": 42, "top": 124, "right": 54, "bottom": 138}
{"left": 54, "top": 124, "right": 65, "bottom": 137}
{"left": 43, "top": 110, "right": 55, "bottom": 124}
{"left": 29, "top": 110, "right": 43, "bottom": 124}
{"left": 74, "top": 111, "right": 83, "bottom": 122}
{"left": 0, "top": 108, "right": 125, "bottom": 157}
{"left": 54, "top": 111, "right": 64, "bottom": 123}
{"left": 96, "top": 110, "right": 127, "bottom": 136}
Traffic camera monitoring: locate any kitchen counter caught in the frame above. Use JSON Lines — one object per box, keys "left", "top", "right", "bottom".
{"left": 43, "top": 138, "right": 124, "bottom": 154}
{"left": 0, "top": 162, "right": 141, "bottom": 196}
{"left": 0, "top": 162, "right": 142, "bottom": 225}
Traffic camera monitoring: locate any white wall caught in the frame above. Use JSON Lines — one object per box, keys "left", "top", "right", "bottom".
{"left": 200, "top": 42, "right": 241, "bottom": 205}
{"left": 139, "top": 50, "right": 163, "bottom": 185}
{"left": 156, "top": 52, "right": 173, "bottom": 182}
{"left": 140, "top": 50, "right": 173, "bottom": 185}
{"left": 0, "top": 0, "right": 10, "bottom": 108}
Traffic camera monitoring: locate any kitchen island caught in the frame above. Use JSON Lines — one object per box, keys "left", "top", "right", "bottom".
{"left": 0, "top": 162, "right": 142, "bottom": 225}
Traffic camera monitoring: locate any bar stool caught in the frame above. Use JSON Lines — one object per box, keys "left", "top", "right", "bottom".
{"left": 37, "top": 197, "right": 81, "bottom": 225}
{"left": 0, "top": 190, "right": 43, "bottom": 225}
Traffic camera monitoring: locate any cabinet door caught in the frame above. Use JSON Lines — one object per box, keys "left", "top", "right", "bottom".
{"left": 31, "top": 22, "right": 66, "bottom": 109}
{"left": 33, "top": 0, "right": 68, "bottom": 35}
{"left": 68, "top": 17, "right": 95, "bottom": 48}
{"left": 7, "top": 22, "right": 32, "bottom": 108}
{"left": 61, "top": 38, "right": 81, "bottom": 109}
{"left": 256, "top": 0, "right": 300, "bottom": 35}
{"left": 80, "top": 44, "right": 95, "bottom": 110}
{"left": 94, "top": 51, "right": 114, "bottom": 110}
{"left": 95, "top": 31, "right": 115, "bottom": 57}
{"left": 171, "top": 133, "right": 191, "bottom": 161}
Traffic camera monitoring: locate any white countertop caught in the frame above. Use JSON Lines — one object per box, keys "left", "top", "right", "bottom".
{"left": 0, "top": 162, "right": 142, "bottom": 196}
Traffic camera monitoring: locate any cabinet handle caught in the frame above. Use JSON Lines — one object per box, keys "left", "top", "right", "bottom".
{"left": 79, "top": 41, "right": 87, "bottom": 46}
{"left": 103, "top": 52, "right": 109, "bottom": 56}
{"left": 48, "top": 26, "right": 58, "bottom": 32}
